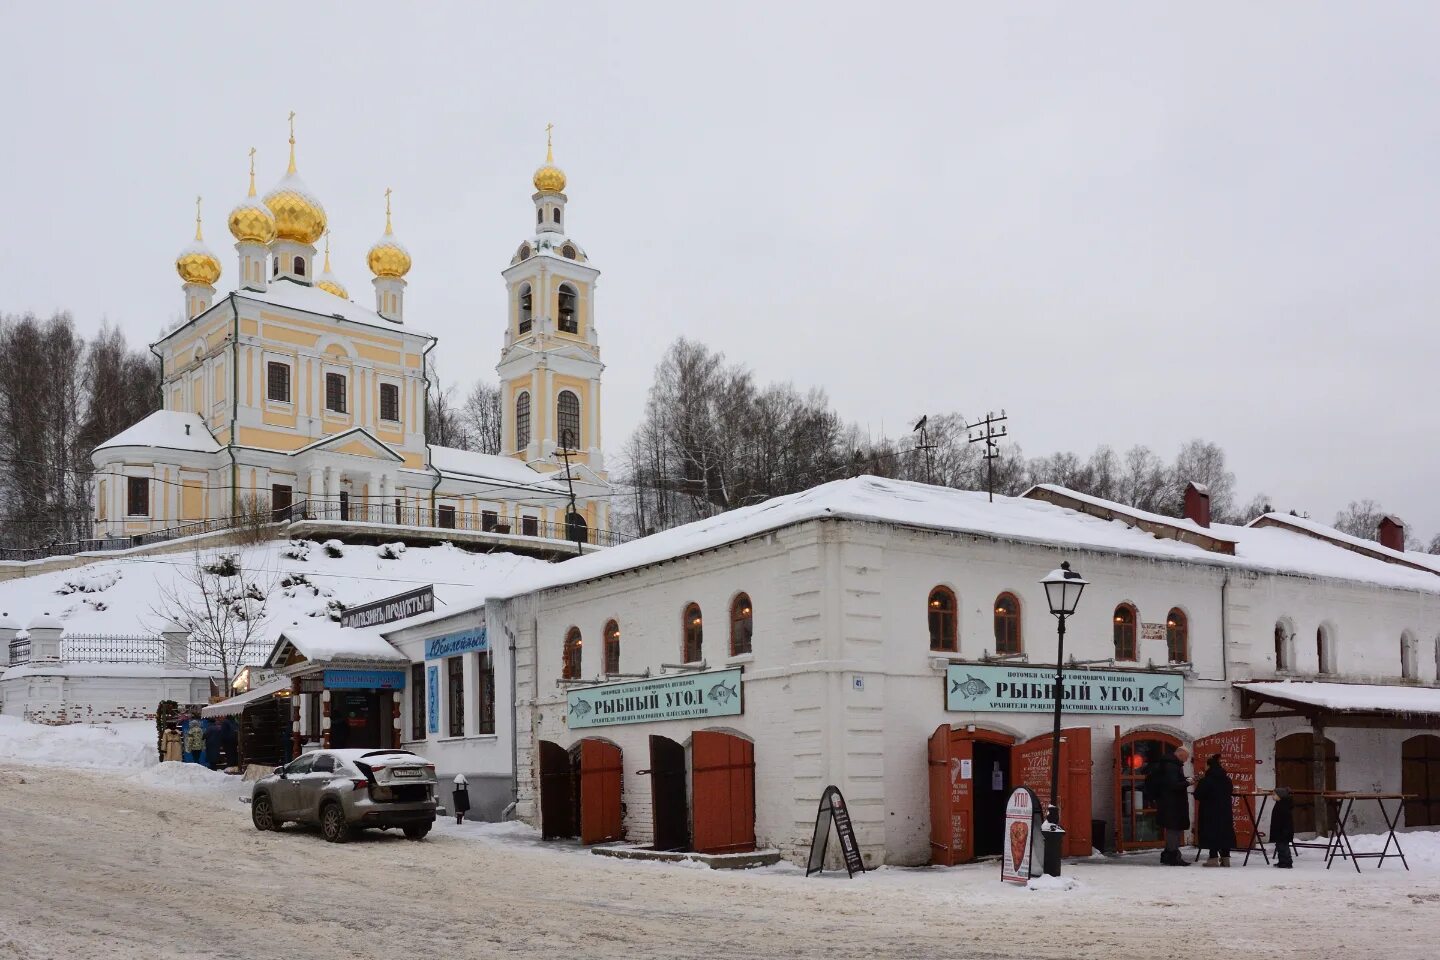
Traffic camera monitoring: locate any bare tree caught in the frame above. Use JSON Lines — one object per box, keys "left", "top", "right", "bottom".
{"left": 153, "top": 549, "right": 275, "bottom": 690}
{"left": 461, "top": 381, "right": 504, "bottom": 455}
{"left": 1173, "top": 438, "right": 1237, "bottom": 521}
{"left": 425, "top": 383, "right": 468, "bottom": 449}
{"left": 1333, "top": 499, "right": 1388, "bottom": 541}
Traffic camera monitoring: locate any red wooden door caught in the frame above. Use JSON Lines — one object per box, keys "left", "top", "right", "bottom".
{"left": 928, "top": 725, "right": 975, "bottom": 865}
{"left": 1192, "top": 727, "right": 1257, "bottom": 850}
{"left": 579, "top": 739, "right": 624, "bottom": 844}
{"left": 1013, "top": 728, "right": 1092, "bottom": 857}
{"left": 691, "top": 731, "right": 755, "bottom": 854}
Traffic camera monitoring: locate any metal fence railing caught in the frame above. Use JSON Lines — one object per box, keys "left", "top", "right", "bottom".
{"left": 287, "top": 498, "right": 633, "bottom": 548}
{"left": 8, "top": 639, "right": 30, "bottom": 666}
{"left": 8, "top": 634, "right": 269, "bottom": 671}
{"left": 0, "top": 513, "right": 271, "bottom": 564}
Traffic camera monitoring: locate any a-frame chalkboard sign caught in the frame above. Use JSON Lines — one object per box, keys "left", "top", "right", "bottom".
{"left": 806, "top": 784, "right": 866, "bottom": 877}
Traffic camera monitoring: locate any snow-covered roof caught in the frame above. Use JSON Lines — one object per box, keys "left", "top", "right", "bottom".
{"left": 1246, "top": 512, "right": 1436, "bottom": 571}
{"left": 488, "top": 476, "right": 1440, "bottom": 601}
{"left": 232, "top": 279, "right": 435, "bottom": 340}
{"left": 93, "top": 411, "right": 220, "bottom": 454}
{"left": 1236, "top": 680, "right": 1440, "bottom": 718}
{"left": 201, "top": 676, "right": 292, "bottom": 718}
{"left": 430, "top": 445, "right": 569, "bottom": 493}
{"left": 291, "top": 427, "right": 404, "bottom": 461}
{"left": 268, "top": 622, "right": 407, "bottom": 667}
{"left": 0, "top": 662, "right": 213, "bottom": 680}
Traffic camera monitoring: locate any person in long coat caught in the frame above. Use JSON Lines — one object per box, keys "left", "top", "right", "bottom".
{"left": 160, "top": 722, "right": 184, "bottom": 763}
{"left": 1194, "top": 753, "right": 1236, "bottom": 866}
{"left": 203, "top": 719, "right": 224, "bottom": 771}
{"left": 222, "top": 717, "right": 240, "bottom": 771}
{"left": 1146, "top": 746, "right": 1192, "bottom": 866}
{"left": 1270, "top": 787, "right": 1295, "bottom": 868}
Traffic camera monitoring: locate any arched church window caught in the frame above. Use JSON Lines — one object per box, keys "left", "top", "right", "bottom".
{"left": 515, "top": 392, "right": 531, "bottom": 449}
{"left": 518, "top": 283, "right": 533, "bottom": 334}
{"left": 558, "top": 284, "right": 578, "bottom": 334}
{"left": 537, "top": 208, "right": 543, "bottom": 225}
{"left": 557, "top": 391, "right": 580, "bottom": 450}
{"left": 293, "top": 255, "right": 305, "bottom": 277}
{"left": 273, "top": 257, "right": 280, "bottom": 277}
{"left": 518, "top": 242, "right": 531, "bottom": 261}
{"left": 562, "top": 244, "right": 576, "bottom": 260}
{"left": 552, "top": 208, "right": 561, "bottom": 224}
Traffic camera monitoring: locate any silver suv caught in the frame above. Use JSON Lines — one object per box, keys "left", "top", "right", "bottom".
{"left": 250, "top": 749, "right": 438, "bottom": 843}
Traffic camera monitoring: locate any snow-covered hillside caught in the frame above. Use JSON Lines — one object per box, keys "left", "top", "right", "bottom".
{"left": 0, "top": 540, "right": 547, "bottom": 656}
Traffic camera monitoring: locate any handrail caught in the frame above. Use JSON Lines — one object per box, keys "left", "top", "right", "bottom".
{"left": 285, "top": 497, "right": 632, "bottom": 547}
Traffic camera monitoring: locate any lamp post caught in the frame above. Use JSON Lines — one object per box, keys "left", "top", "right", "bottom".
{"left": 1039, "top": 560, "right": 1088, "bottom": 878}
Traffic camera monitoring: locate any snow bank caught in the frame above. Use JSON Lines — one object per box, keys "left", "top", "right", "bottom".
{"left": 1026, "top": 874, "right": 1079, "bottom": 892}
{"left": 0, "top": 715, "right": 154, "bottom": 771}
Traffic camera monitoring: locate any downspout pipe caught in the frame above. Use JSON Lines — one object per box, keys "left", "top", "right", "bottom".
{"left": 504, "top": 606, "right": 521, "bottom": 820}
{"left": 227, "top": 293, "right": 241, "bottom": 518}
{"left": 1219, "top": 573, "right": 1230, "bottom": 684}
{"left": 421, "top": 336, "right": 442, "bottom": 520}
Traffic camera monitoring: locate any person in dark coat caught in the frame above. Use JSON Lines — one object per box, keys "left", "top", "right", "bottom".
{"left": 222, "top": 717, "right": 240, "bottom": 771}
{"left": 1145, "top": 746, "right": 1192, "bottom": 866}
{"left": 203, "top": 719, "right": 224, "bottom": 771}
{"left": 1270, "top": 787, "right": 1295, "bottom": 868}
{"left": 1194, "top": 753, "right": 1236, "bottom": 866}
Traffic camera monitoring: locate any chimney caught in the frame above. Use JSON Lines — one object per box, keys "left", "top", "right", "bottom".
{"left": 1183, "top": 481, "right": 1211, "bottom": 528}
{"left": 1378, "top": 515, "right": 1405, "bottom": 552}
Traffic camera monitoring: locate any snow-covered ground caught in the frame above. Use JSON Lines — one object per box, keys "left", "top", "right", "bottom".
{"left": 2, "top": 718, "right": 1438, "bottom": 959}
{"left": 0, "top": 539, "right": 545, "bottom": 656}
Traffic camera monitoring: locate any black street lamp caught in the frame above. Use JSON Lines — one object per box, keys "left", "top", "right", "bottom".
{"left": 1039, "top": 560, "right": 1088, "bottom": 878}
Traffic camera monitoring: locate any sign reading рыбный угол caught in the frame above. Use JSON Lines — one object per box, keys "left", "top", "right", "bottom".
{"left": 567, "top": 668, "right": 743, "bottom": 729}
{"left": 945, "top": 663, "right": 1184, "bottom": 716}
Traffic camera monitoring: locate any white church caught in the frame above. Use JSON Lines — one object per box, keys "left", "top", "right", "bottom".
{"left": 90, "top": 118, "right": 613, "bottom": 548}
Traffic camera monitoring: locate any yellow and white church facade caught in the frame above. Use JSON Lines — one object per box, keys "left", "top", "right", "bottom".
{"left": 92, "top": 120, "right": 612, "bottom": 545}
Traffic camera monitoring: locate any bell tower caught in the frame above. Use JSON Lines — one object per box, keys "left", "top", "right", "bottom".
{"left": 497, "top": 127, "right": 605, "bottom": 478}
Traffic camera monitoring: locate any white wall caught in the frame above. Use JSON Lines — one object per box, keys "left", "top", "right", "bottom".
{"left": 0, "top": 665, "right": 212, "bottom": 724}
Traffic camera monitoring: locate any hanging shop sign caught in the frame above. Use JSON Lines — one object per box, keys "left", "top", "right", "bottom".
{"left": 1001, "top": 786, "right": 1044, "bottom": 885}
{"left": 340, "top": 585, "right": 434, "bottom": 629}
{"left": 323, "top": 669, "right": 406, "bottom": 690}
{"left": 424, "top": 624, "right": 487, "bottom": 660}
{"left": 806, "top": 784, "right": 866, "bottom": 878}
{"left": 945, "top": 663, "right": 1184, "bottom": 716}
{"left": 567, "top": 668, "right": 743, "bottom": 729}
{"left": 1141, "top": 622, "right": 1166, "bottom": 642}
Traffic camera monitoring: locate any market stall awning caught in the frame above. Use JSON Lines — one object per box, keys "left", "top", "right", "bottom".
{"left": 202, "top": 677, "right": 292, "bottom": 719}
{"left": 265, "top": 622, "right": 408, "bottom": 669}
{"left": 1235, "top": 680, "right": 1440, "bottom": 729}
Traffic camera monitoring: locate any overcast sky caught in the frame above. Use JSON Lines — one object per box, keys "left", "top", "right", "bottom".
{"left": 3, "top": 3, "right": 1438, "bottom": 538}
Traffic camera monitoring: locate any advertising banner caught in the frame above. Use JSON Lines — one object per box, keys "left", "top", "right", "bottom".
{"left": 806, "top": 784, "right": 866, "bottom": 878}
{"left": 567, "top": 668, "right": 743, "bottom": 729}
{"left": 946, "top": 663, "right": 1184, "bottom": 716}
{"left": 426, "top": 665, "right": 440, "bottom": 734}
{"left": 1001, "top": 786, "right": 1044, "bottom": 885}
{"left": 424, "top": 624, "right": 487, "bottom": 660}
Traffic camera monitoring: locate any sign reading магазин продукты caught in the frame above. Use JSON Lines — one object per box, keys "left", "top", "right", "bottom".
{"left": 945, "top": 663, "right": 1184, "bottom": 715}
{"left": 567, "top": 668, "right": 743, "bottom": 729}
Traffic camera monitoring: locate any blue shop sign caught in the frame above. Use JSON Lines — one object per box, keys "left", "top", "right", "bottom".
{"left": 323, "top": 669, "right": 407, "bottom": 691}
{"left": 427, "top": 665, "right": 440, "bottom": 734}
{"left": 425, "top": 626, "right": 487, "bottom": 660}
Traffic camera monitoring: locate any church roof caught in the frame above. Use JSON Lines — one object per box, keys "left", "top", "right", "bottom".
{"left": 93, "top": 411, "right": 221, "bottom": 454}
{"left": 233, "top": 280, "right": 435, "bottom": 340}
{"left": 430, "top": 445, "right": 570, "bottom": 494}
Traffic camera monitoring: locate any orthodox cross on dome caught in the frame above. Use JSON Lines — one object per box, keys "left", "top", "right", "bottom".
{"left": 384, "top": 187, "right": 393, "bottom": 234}
{"left": 247, "top": 147, "right": 257, "bottom": 196}
{"left": 287, "top": 110, "right": 297, "bottom": 174}
{"left": 546, "top": 122, "right": 554, "bottom": 162}
{"left": 194, "top": 195, "right": 203, "bottom": 240}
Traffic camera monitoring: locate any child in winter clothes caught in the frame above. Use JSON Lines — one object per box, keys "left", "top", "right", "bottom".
{"left": 183, "top": 717, "right": 206, "bottom": 764}
{"left": 1270, "top": 787, "right": 1295, "bottom": 868}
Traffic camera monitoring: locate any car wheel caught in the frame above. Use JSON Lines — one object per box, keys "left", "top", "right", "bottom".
{"left": 320, "top": 802, "right": 352, "bottom": 844}
{"left": 251, "top": 794, "right": 280, "bottom": 832}
{"left": 403, "top": 823, "right": 431, "bottom": 840}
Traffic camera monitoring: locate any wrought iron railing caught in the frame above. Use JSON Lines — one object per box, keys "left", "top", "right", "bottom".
{"left": 7, "top": 634, "right": 268, "bottom": 670}
{"left": 287, "top": 498, "right": 632, "bottom": 548}
{"left": 8, "top": 639, "right": 30, "bottom": 665}
{"left": 0, "top": 513, "right": 273, "bottom": 564}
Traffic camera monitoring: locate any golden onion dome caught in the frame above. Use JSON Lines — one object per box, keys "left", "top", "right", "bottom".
{"left": 316, "top": 233, "right": 349, "bottom": 298}
{"left": 532, "top": 124, "right": 566, "bottom": 193}
{"left": 263, "top": 117, "right": 327, "bottom": 244}
{"left": 367, "top": 189, "right": 412, "bottom": 278}
{"left": 229, "top": 148, "right": 277, "bottom": 244}
{"left": 176, "top": 197, "right": 222, "bottom": 286}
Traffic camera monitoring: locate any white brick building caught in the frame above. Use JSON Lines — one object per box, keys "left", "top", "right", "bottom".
{"left": 485, "top": 477, "right": 1440, "bottom": 867}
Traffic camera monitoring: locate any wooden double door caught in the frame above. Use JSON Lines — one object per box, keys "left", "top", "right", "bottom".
{"left": 928, "top": 725, "right": 1093, "bottom": 864}
{"left": 539, "top": 738, "right": 624, "bottom": 844}
{"left": 648, "top": 731, "right": 757, "bottom": 855}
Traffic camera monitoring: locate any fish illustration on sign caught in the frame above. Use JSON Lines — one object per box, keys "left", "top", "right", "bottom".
{"left": 707, "top": 681, "right": 739, "bottom": 705}
{"left": 569, "top": 699, "right": 592, "bottom": 718}
{"left": 1148, "top": 684, "right": 1181, "bottom": 706}
{"left": 950, "top": 675, "right": 991, "bottom": 700}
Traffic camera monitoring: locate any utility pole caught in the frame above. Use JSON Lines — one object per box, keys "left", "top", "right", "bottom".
{"left": 966, "top": 410, "right": 1009, "bottom": 502}
{"left": 912, "top": 415, "right": 937, "bottom": 485}
{"left": 557, "top": 430, "right": 584, "bottom": 557}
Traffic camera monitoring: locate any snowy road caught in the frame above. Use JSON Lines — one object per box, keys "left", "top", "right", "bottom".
{"left": 1, "top": 764, "right": 1438, "bottom": 960}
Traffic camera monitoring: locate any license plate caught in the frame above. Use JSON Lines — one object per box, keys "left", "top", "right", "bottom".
{"left": 391, "top": 768, "right": 421, "bottom": 779}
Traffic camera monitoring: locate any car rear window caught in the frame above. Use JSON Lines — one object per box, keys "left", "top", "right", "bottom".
{"left": 360, "top": 750, "right": 417, "bottom": 759}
